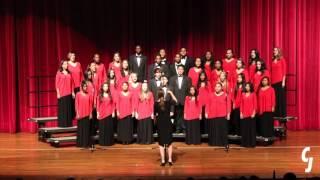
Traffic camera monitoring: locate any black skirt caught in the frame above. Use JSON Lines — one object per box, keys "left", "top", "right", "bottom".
{"left": 76, "top": 117, "right": 91, "bottom": 148}
{"left": 117, "top": 115, "right": 133, "bottom": 143}
{"left": 71, "top": 87, "right": 80, "bottom": 119}
{"left": 99, "top": 115, "right": 114, "bottom": 146}
{"left": 230, "top": 108, "right": 241, "bottom": 135}
{"left": 240, "top": 117, "right": 256, "bottom": 147}
{"left": 272, "top": 82, "right": 287, "bottom": 117}
{"left": 258, "top": 112, "right": 274, "bottom": 138}
{"left": 137, "top": 117, "right": 154, "bottom": 144}
{"left": 201, "top": 106, "right": 208, "bottom": 134}
{"left": 185, "top": 120, "right": 201, "bottom": 145}
{"left": 208, "top": 117, "right": 228, "bottom": 146}
{"left": 57, "top": 95, "right": 73, "bottom": 127}
{"left": 90, "top": 109, "right": 98, "bottom": 136}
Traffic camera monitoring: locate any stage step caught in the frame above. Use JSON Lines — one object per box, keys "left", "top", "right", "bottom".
{"left": 47, "top": 133, "right": 276, "bottom": 147}
{"left": 28, "top": 116, "right": 57, "bottom": 128}
{"left": 38, "top": 126, "right": 77, "bottom": 141}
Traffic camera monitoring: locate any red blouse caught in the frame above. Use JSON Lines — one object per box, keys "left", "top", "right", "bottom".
{"left": 55, "top": 71, "right": 74, "bottom": 97}
{"left": 204, "top": 63, "right": 212, "bottom": 81}
{"left": 96, "top": 95, "right": 115, "bottom": 120}
{"left": 129, "top": 83, "right": 141, "bottom": 110}
{"left": 232, "top": 87, "right": 243, "bottom": 109}
{"left": 184, "top": 96, "right": 202, "bottom": 120}
{"left": 258, "top": 86, "right": 275, "bottom": 114}
{"left": 271, "top": 58, "right": 287, "bottom": 84}
{"left": 68, "top": 62, "right": 83, "bottom": 88}
{"left": 206, "top": 92, "right": 231, "bottom": 119}
{"left": 249, "top": 64, "right": 256, "bottom": 82}
{"left": 116, "top": 91, "right": 134, "bottom": 119}
{"left": 96, "top": 63, "right": 107, "bottom": 86}
{"left": 117, "top": 75, "right": 130, "bottom": 91}
{"left": 240, "top": 93, "right": 257, "bottom": 118}
{"left": 108, "top": 62, "right": 122, "bottom": 79}
{"left": 92, "top": 73, "right": 101, "bottom": 95}
{"left": 198, "top": 82, "right": 212, "bottom": 107}
{"left": 210, "top": 69, "right": 223, "bottom": 86}
{"left": 222, "top": 58, "right": 237, "bottom": 75}
{"left": 75, "top": 92, "right": 93, "bottom": 119}
{"left": 252, "top": 70, "right": 270, "bottom": 92}
{"left": 136, "top": 92, "right": 154, "bottom": 120}
{"left": 86, "top": 81, "right": 95, "bottom": 97}
{"left": 188, "top": 67, "right": 202, "bottom": 87}
{"left": 232, "top": 68, "right": 249, "bottom": 85}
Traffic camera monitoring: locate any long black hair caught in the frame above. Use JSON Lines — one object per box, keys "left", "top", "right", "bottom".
{"left": 187, "top": 86, "right": 199, "bottom": 105}
{"left": 243, "top": 82, "right": 254, "bottom": 93}
{"left": 197, "top": 71, "right": 208, "bottom": 89}
{"left": 214, "top": 59, "right": 223, "bottom": 71}
{"left": 99, "top": 82, "right": 112, "bottom": 101}
{"left": 256, "top": 59, "right": 267, "bottom": 74}
{"left": 249, "top": 49, "right": 260, "bottom": 65}
{"left": 120, "top": 59, "right": 130, "bottom": 77}
{"left": 234, "top": 73, "right": 246, "bottom": 98}
{"left": 58, "top": 60, "right": 70, "bottom": 73}
{"left": 201, "top": 51, "right": 214, "bottom": 70}
{"left": 84, "top": 70, "right": 93, "bottom": 82}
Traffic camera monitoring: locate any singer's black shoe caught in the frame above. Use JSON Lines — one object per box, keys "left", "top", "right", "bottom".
{"left": 168, "top": 161, "right": 173, "bottom": 166}
{"left": 160, "top": 161, "right": 166, "bottom": 166}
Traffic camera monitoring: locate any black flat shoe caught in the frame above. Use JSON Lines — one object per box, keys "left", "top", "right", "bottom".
{"left": 168, "top": 161, "right": 173, "bottom": 166}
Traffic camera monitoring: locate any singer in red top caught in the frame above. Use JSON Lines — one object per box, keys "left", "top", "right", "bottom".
{"left": 258, "top": 76, "right": 275, "bottom": 138}
{"left": 210, "top": 59, "right": 223, "bottom": 85}
{"left": 232, "top": 59, "right": 249, "bottom": 84}
{"left": 116, "top": 82, "right": 135, "bottom": 144}
{"left": 106, "top": 69, "right": 117, "bottom": 95}
{"left": 248, "top": 49, "right": 260, "bottom": 81}
{"left": 117, "top": 59, "right": 130, "bottom": 91}
{"left": 203, "top": 51, "right": 214, "bottom": 81}
{"left": 240, "top": 82, "right": 257, "bottom": 147}
{"left": 67, "top": 52, "right": 83, "bottom": 93}
{"left": 252, "top": 60, "right": 270, "bottom": 92}
{"left": 230, "top": 73, "right": 245, "bottom": 136}
{"left": 136, "top": 82, "right": 154, "bottom": 144}
{"left": 75, "top": 81, "right": 94, "bottom": 148}
{"left": 271, "top": 47, "right": 287, "bottom": 118}
{"left": 205, "top": 82, "right": 231, "bottom": 147}
{"left": 97, "top": 82, "right": 115, "bottom": 146}
{"left": 84, "top": 70, "right": 95, "bottom": 98}
{"left": 188, "top": 58, "right": 202, "bottom": 87}
{"left": 108, "top": 52, "right": 122, "bottom": 79}
{"left": 184, "top": 86, "right": 202, "bottom": 145}
{"left": 222, "top": 49, "right": 237, "bottom": 80}
{"left": 128, "top": 73, "right": 141, "bottom": 112}
{"left": 93, "top": 53, "right": 107, "bottom": 86}
{"left": 197, "top": 72, "right": 211, "bottom": 134}
{"left": 55, "top": 60, "right": 74, "bottom": 127}
{"left": 88, "top": 62, "right": 101, "bottom": 95}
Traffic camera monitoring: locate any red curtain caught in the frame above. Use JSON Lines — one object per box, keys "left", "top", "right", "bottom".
{"left": 240, "top": 0, "right": 320, "bottom": 130}
{"left": 0, "top": 0, "right": 16, "bottom": 133}
{"left": 0, "top": 0, "right": 319, "bottom": 132}
{"left": 0, "top": 0, "right": 240, "bottom": 133}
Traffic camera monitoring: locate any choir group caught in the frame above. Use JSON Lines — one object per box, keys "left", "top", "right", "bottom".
{"left": 55, "top": 46, "right": 286, "bottom": 165}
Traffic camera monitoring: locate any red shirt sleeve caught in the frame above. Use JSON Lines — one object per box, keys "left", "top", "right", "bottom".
{"left": 226, "top": 93, "right": 231, "bottom": 114}
{"left": 271, "top": 87, "right": 276, "bottom": 108}
{"left": 55, "top": 72, "right": 61, "bottom": 94}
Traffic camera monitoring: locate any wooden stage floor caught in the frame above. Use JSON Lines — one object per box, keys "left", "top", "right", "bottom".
{"left": 0, "top": 131, "right": 319, "bottom": 179}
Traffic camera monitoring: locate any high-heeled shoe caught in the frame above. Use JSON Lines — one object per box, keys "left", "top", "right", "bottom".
{"left": 168, "top": 161, "right": 173, "bottom": 166}
{"left": 160, "top": 161, "right": 166, "bottom": 166}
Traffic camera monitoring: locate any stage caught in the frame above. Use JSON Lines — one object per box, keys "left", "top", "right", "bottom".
{"left": 0, "top": 131, "right": 319, "bottom": 179}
